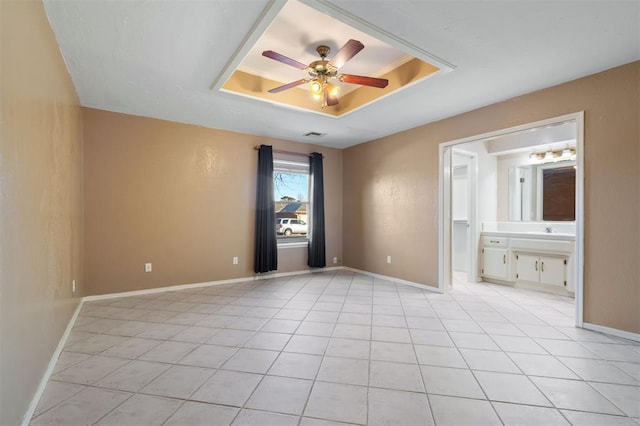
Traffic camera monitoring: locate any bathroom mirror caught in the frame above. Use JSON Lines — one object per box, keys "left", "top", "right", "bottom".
{"left": 508, "top": 160, "right": 576, "bottom": 221}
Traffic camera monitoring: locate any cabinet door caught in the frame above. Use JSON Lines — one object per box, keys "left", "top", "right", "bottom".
{"left": 517, "top": 253, "right": 540, "bottom": 283}
{"left": 540, "top": 256, "right": 566, "bottom": 287}
{"left": 483, "top": 248, "right": 508, "bottom": 280}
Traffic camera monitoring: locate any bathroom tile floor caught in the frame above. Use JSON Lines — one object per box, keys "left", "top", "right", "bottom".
{"left": 30, "top": 271, "right": 640, "bottom": 425}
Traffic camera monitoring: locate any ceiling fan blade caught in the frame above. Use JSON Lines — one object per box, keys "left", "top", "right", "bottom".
{"left": 268, "top": 78, "right": 308, "bottom": 93}
{"left": 339, "top": 74, "right": 389, "bottom": 88}
{"left": 328, "top": 39, "right": 364, "bottom": 69}
{"left": 262, "top": 50, "right": 308, "bottom": 70}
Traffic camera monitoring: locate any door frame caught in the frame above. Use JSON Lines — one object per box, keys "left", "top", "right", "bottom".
{"left": 451, "top": 148, "right": 478, "bottom": 285}
{"left": 438, "top": 112, "right": 585, "bottom": 327}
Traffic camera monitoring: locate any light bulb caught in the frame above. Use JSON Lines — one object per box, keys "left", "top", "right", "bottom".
{"left": 309, "top": 81, "right": 322, "bottom": 95}
{"left": 328, "top": 83, "right": 339, "bottom": 97}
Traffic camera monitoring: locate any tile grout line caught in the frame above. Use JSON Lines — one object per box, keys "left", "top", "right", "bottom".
{"left": 31, "top": 271, "right": 639, "bottom": 425}
{"left": 297, "top": 271, "right": 355, "bottom": 425}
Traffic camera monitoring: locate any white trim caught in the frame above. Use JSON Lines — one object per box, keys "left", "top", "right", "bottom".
{"left": 210, "top": 0, "right": 288, "bottom": 89}
{"left": 438, "top": 144, "right": 451, "bottom": 291}
{"left": 85, "top": 266, "right": 440, "bottom": 306}
{"left": 439, "top": 113, "right": 580, "bottom": 149}
{"left": 574, "top": 111, "right": 585, "bottom": 327}
{"left": 583, "top": 322, "right": 640, "bottom": 343}
{"left": 213, "top": 0, "right": 454, "bottom": 120}
{"left": 21, "top": 300, "right": 84, "bottom": 426}
{"left": 250, "top": 267, "right": 342, "bottom": 280}
{"left": 438, "top": 112, "right": 584, "bottom": 328}
{"left": 277, "top": 241, "right": 309, "bottom": 249}
{"left": 300, "top": 0, "right": 455, "bottom": 72}
{"left": 82, "top": 277, "right": 258, "bottom": 302}
{"left": 83, "top": 267, "right": 343, "bottom": 302}
{"left": 343, "top": 267, "right": 442, "bottom": 293}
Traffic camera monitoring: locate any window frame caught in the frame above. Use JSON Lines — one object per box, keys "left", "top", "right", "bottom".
{"left": 273, "top": 158, "right": 310, "bottom": 248}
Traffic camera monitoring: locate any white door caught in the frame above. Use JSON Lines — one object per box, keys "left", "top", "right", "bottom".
{"left": 483, "top": 248, "right": 508, "bottom": 280}
{"left": 517, "top": 254, "right": 540, "bottom": 283}
{"left": 540, "top": 256, "right": 566, "bottom": 287}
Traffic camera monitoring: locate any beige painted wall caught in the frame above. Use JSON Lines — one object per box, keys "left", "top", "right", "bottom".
{"left": 83, "top": 109, "right": 343, "bottom": 296}
{"left": 0, "top": 1, "right": 84, "bottom": 424}
{"left": 343, "top": 61, "right": 640, "bottom": 334}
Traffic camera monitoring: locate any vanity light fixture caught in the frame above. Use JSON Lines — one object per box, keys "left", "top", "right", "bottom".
{"left": 529, "top": 146, "right": 576, "bottom": 164}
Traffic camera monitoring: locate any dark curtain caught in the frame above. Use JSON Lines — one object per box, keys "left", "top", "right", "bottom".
{"left": 308, "top": 152, "right": 326, "bottom": 268}
{"left": 254, "top": 145, "right": 278, "bottom": 273}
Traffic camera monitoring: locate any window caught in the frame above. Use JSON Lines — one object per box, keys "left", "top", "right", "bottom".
{"left": 273, "top": 159, "right": 309, "bottom": 244}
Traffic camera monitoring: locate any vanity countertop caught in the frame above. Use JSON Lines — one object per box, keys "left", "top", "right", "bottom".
{"left": 481, "top": 231, "right": 575, "bottom": 241}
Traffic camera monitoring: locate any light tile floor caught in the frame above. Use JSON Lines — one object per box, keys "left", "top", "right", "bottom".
{"left": 30, "top": 271, "right": 640, "bottom": 425}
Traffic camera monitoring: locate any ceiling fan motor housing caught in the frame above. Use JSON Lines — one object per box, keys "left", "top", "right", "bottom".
{"left": 316, "top": 45, "right": 330, "bottom": 58}
{"left": 308, "top": 45, "right": 338, "bottom": 78}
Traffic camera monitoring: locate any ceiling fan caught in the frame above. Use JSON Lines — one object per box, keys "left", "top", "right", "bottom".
{"left": 262, "top": 39, "right": 389, "bottom": 108}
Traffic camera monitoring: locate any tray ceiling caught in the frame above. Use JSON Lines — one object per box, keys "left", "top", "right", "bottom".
{"left": 42, "top": 0, "right": 639, "bottom": 148}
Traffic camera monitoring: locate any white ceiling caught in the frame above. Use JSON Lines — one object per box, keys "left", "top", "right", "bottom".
{"left": 236, "top": 0, "right": 413, "bottom": 97}
{"left": 42, "top": 0, "right": 639, "bottom": 149}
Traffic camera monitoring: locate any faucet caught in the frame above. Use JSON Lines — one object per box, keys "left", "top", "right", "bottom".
{"left": 545, "top": 225, "right": 553, "bottom": 233}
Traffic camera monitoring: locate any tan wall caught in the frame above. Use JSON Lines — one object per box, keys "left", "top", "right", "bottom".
{"left": 343, "top": 61, "right": 640, "bottom": 334}
{"left": 83, "top": 109, "right": 343, "bottom": 296}
{"left": 0, "top": 1, "right": 84, "bottom": 424}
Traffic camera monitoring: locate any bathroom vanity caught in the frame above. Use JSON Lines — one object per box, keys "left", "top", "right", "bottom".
{"left": 480, "top": 223, "right": 575, "bottom": 296}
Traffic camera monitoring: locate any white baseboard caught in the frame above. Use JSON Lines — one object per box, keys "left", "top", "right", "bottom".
{"left": 83, "top": 276, "right": 258, "bottom": 302}
{"left": 22, "top": 299, "right": 84, "bottom": 426}
{"left": 343, "top": 267, "right": 442, "bottom": 293}
{"left": 582, "top": 322, "right": 640, "bottom": 343}
{"left": 23, "top": 264, "right": 434, "bottom": 423}
{"left": 83, "top": 267, "right": 343, "bottom": 302}
{"left": 24, "top": 266, "right": 344, "bottom": 422}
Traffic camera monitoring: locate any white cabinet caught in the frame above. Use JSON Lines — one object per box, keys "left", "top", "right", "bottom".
{"left": 482, "top": 247, "right": 509, "bottom": 280}
{"left": 481, "top": 236, "right": 511, "bottom": 281}
{"left": 480, "top": 233, "right": 574, "bottom": 294}
{"left": 516, "top": 253, "right": 539, "bottom": 282}
{"left": 516, "top": 253, "right": 566, "bottom": 288}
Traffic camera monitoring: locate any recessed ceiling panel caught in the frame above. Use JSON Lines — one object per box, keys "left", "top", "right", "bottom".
{"left": 219, "top": 0, "right": 442, "bottom": 117}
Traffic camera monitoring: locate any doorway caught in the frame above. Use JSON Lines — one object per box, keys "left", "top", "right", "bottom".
{"left": 451, "top": 149, "right": 477, "bottom": 286}
{"left": 438, "top": 112, "right": 585, "bottom": 327}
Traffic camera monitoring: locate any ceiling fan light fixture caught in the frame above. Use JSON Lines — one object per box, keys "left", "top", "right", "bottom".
{"left": 309, "top": 80, "right": 323, "bottom": 95}
{"left": 327, "top": 83, "right": 339, "bottom": 97}
{"left": 262, "top": 39, "right": 390, "bottom": 109}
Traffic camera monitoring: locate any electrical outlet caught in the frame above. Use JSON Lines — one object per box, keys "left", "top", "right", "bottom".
{"left": 386, "top": 255, "right": 392, "bottom": 264}
{"left": 333, "top": 256, "right": 338, "bottom": 264}
{"left": 145, "top": 262, "right": 152, "bottom": 272}
{"left": 233, "top": 256, "right": 239, "bottom": 265}
{"left": 72, "top": 280, "right": 76, "bottom": 293}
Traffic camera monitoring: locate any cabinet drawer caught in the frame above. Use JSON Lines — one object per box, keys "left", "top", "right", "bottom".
{"left": 482, "top": 236, "right": 508, "bottom": 248}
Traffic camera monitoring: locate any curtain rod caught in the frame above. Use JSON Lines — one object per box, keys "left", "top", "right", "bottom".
{"left": 253, "top": 146, "right": 323, "bottom": 158}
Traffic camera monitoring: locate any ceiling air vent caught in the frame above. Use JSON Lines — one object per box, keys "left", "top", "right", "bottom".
{"left": 304, "top": 131, "right": 325, "bottom": 137}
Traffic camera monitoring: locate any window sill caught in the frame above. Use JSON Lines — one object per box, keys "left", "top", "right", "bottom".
{"left": 277, "top": 241, "right": 309, "bottom": 249}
